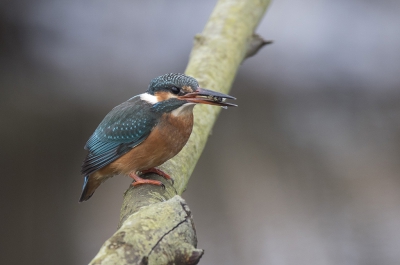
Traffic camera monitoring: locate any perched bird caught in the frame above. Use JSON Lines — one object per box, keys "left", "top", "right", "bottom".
{"left": 79, "top": 73, "right": 236, "bottom": 202}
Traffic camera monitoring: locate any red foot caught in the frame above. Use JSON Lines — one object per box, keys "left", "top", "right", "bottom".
{"left": 129, "top": 172, "right": 165, "bottom": 189}
{"left": 141, "top": 168, "right": 174, "bottom": 185}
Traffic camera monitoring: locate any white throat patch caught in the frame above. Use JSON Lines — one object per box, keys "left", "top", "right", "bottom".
{"left": 171, "top": 103, "right": 195, "bottom": 116}
{"left": 140, "top": 93, "right": 158, "bottom": 104}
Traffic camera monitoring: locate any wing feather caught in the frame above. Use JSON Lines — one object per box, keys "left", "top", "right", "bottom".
{"left": 81, "top": 96, "right": 161, "bottom": 175}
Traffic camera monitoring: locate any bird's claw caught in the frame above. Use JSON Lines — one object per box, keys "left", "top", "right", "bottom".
{"left": 140, "top": 168, "right": 174, "bottom": 186}
{"left": 130, "top": 172, "right": 165, "bottom": 189}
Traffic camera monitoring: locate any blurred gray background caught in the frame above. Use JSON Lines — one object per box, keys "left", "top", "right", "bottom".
{"left": 1, "top": 0, "right": 400, "bottom": 264}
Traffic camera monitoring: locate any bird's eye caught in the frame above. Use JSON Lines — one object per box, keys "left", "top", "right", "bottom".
{"left": 171, "top": 86, "right": 180, "bottom": 95}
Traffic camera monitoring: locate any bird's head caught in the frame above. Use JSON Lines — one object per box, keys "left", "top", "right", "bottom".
{"left": 144, "top": 73, "right": 237, "bottom": 113}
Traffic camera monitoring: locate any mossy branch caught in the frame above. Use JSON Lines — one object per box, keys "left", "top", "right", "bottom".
{"left": 90, "top": 0, "right": 271, "bottom": 264}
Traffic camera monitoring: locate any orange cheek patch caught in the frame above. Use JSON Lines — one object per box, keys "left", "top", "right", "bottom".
{"left": 182, "top": 86, "right": 194, "bottom": 93}
{"left": 155, "top": 91, "right": 173, "bottom": 101}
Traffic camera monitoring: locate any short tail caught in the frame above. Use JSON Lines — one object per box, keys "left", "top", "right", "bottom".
{"left": 79, "top": 175, "right": 101, "bottom": 202}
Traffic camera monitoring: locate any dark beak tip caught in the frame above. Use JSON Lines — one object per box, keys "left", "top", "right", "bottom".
{"left": 196, "top": 87, "right": 236, "bottom": 100}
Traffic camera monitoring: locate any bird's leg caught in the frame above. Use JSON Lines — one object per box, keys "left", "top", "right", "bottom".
{"left": 140, "top": 168, "right": 174, "bottom": 185}
{"left": 129, "top": 172, "right": 165, "bottom": 189}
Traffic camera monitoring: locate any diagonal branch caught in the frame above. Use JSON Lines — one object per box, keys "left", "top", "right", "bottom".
{"left": 90, "top": 0, "right": 271, "bottom": 264}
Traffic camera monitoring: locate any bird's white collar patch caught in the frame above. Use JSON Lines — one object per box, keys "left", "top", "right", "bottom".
{"left": 171, "top": 103, "right": 195, "bottom": 116}
{"left": 140, "top": 93, "right": 158, "bottom": 104}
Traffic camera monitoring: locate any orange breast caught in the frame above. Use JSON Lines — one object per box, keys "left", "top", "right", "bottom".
{"left": 107, "top": 112, "right": 194, "bottom": 175}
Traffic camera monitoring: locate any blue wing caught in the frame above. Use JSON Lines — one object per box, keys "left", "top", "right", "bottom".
{"left": 81, "top": 96, "right": 160, "bottom": 175}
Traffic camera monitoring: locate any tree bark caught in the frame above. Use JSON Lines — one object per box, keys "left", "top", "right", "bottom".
{"left": 90, "top": 0, "right": 271, "bottom": 264}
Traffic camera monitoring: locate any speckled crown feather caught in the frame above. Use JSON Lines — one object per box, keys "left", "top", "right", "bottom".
{"left": 147, "top": 73, "right": 199, "bottom": 94}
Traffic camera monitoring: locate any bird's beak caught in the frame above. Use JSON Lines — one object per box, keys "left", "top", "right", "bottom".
{"left": 179, "top": 87, "right": 237, "bottom": 107}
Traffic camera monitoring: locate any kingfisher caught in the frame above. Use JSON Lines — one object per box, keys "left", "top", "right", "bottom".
{"left": 79, "top": 73, "right": 236, "bottom": 202}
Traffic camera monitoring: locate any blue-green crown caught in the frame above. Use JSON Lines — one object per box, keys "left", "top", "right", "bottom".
{"left": 147, "top": 73, "right": 199, "bottom": 94}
